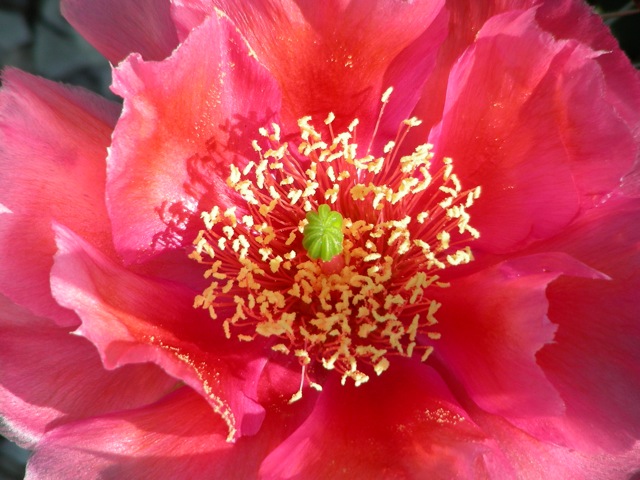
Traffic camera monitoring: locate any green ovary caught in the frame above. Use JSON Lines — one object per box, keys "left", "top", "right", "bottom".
{"left": 303, "top": 204, "right": 344, "bottom": 261}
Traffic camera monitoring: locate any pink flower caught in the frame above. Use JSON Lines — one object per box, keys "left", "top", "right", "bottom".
{"left": 2, "top": 0, "right": 640, "bottom": 477}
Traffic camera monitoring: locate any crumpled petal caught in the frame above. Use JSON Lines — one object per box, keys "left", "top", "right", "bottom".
{"left": 174, "top": 0, "right": 448, "bottom": 145}
{"left": 471, "top": 408, "right": 640, "bottom": 479}
{"left": 0, "top": 294, "right": 176, "bottom": 449}
{"left": 26, "top": 386, "right": 315, "bottom": 480}
{"left": 536, "top": 0, "right": 640, "bottom": 154}
{"left": 408, "top": 0, "right": 539, "bottom": 136}
{"left": 503, "top": 199, "right": 640, "bottom": 452}
{"left": 533, "top": 274, "right": 640, "bottom": 453}
{"left": 61, "top": 0, "right": 180, "bottom": 63}
{"left": 528, "top": 198, "right": 640, "bottom": 280}
{"left": 429, "top": 8, "right": 636, "bottom": 253}
{"left": 434, "top": 253, "right": 606, "bottom": 423}
{"left": 50, "top": 224, "right": 267, "bottom": 440}
{"left": 260, "top": 360, "right": 487, "bottom": 479}
{"left": 26, "top": 389, "right": 246, "bottom": 479}
{"left": 0, "top": 69, "right": 119, "bottom": 326}
{"left": 108, "top": 10, "right": 281, "bottom": 265}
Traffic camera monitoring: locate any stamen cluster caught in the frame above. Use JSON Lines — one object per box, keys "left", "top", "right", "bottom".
{"left": 190, "top": 89, "right": 480, "bottom": 400}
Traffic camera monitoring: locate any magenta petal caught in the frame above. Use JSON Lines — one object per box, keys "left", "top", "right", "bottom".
{"left": 429, "top": 9, "right": 636, "bottom": 253}
{"left": 107, "top": 11, "right": 281, "bottom": 264}
{"left": 169, "top": 0, "right": 210, "bottom": 42}
{"left": 533, "top": 273, "right": 640, "bottom": 453}
{"left": 375, "top": 2, "right": 449, "bottom": 146}
{"left": 537, "top": 0, "right": 640, "bottom": 149}
{"left": 197, "top": 0, "right": 447, "bottom": 142}
{"left": 61, "top": 0, "right": 180, "bottom": 63}
{"left": 472, "top": 408, "right": 640, "bottom": 479}
{"left": 0, "top": 69, "right": 119, "bottom": 326}
{"left": 0, "top": 295, "right": 176, "bottom": 449}
{"left": 529, "top": 198, "right": 640, "bottom": 281}
{"left": 434, "top": 253, "right": 607, "bottom": 424}
{"left": 26, "top": 389, "right": 253, "bottom": 479}
{"left": 26, "top": 387, "right": 314, "bottom": 479}
{"left": 410, "top": 1, "right": 539, "bottom": 136}
{"left": 50, "top": 224, "right": 266, "bottom": 440}
{"left": 260, "top": 361, "right": 487, "bottom": 479}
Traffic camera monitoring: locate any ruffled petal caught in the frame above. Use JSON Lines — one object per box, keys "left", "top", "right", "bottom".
{"left": 26, "top": 389, "right": 246, "bottom": 479}
{"left": 409, "top": 0, "right": 539, "bottom": 136}
{"left": 527, "top": 198, "right": 640, "bottom": 280}
{"left": 472, "top": 407, "right": 640, "bottom": 479}
{"left": 0, "top": 295, "right": 175, "bottom": 449}
{"left": 108, "top": 11, "right": 281, "bottom": 264}
{"left": 536, "top": 0, "right": 640, "bottom": 157}
{"left": 50, "top": 224, "right": 267, "bottom": 440}
{"left": 259, "top": 361, "right": 487, "bottom": 479}
{"left": 429, "top": 8, "right": 636, "bottom": 253}
{"left": 434, "top": 253, "right": 606, "bottom": 423}
{"left": 0, "top": 69, "right": 119, "bottom": 326}
{"left": 61, "top": 0, "right": 180, "bottom": 63}
{"left": 186, "top": 0, "right": 448, "bottom": 144}
{"left": 169, "top": 0, "right": 209, "bottom": 42}
{"left": 532, "top": 273, "right": 640, "bottom": 452}
{"left": 26, "top": 387, "right": 314, "bottom": 479}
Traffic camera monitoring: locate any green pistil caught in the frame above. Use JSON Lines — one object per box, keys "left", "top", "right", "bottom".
{"left": 302, "top": 204, "right": 344, "bottom": 261}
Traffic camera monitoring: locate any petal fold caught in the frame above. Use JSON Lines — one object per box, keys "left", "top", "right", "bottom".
{"left": 27, "top": 389, "right": 236, "bottom": 480}
{"left": 108, "top": 11, "right": 281, "bottom": 264}
{"left": 534, "top": 273, "right": 640, "bottom": 452}
{"left": 429, "top": 8, "right": 636, "bottom": 252}
{"left": 189, "top": 0, "right": 448, "bottom": 144}
{"left": 260, "top": 361, "right": 487, "bottom": 479}
{"left": 0, "top": 295, "right": 175, "bottom": 449}
{"left": 51, "top": 224, "right": 266, "bottom": 440}
{"left": 434, "top": 253, "right": 605, "bottom": 423}
{"left": 0, "top": 69, "right": 119, "bottom": 326}
{"left": 26, "top": 387, "right": 313, "bottom": 480}
{"left": 61, "top": 0, "right": 180, "bottom": 63}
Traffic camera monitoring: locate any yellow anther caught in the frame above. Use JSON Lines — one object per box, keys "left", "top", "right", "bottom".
{"left": 363, "top": 253, "right": 381, "bottom": 262}
{"left": 402, "top": 117, "right": 422, "bottom": 127}
{"left": 228, "top": 165, "right": 241, "bottom": 186}
{"left": 381, "top": 86, "right": 394, "bottom": 103}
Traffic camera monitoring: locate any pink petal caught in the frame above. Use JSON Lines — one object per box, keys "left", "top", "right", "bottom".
{"left": 61, "top": 0, "right": 180, "bottom": 63}
{"left": 472, "top": 407, "right": 640, "bottom": 479}
{"left": 108, "top": 11, "right": 281, "bottom": 264}
{"left": 408, "top": 0, "right": 539, "bottom": 137}
{"left": 50, "top": 224, "right": 266, "bottom": 440}
{"left": 193, "top": 0, "right": 448, "bottom": 143}
{"left": 537, "top": 0, "right": 640, "bottom": 156}
{"left": 375, "top": 3, "right": 449, "bottom": 147}
{"left": 260, "top": 361, "right": 488, "bottom": 479}
{"left": 0, "top": 69, "right": 119, "bottom": 326}
{"left": 533, "top": 272, "right": 640, "bottom": 453}
{"left": 0, "top": 294, "right": 176, "bottom": 449}
{"left": 528, "top": 198, "right": 640, "bottom": 280}
{"left": 169, "top": 0, "right": 210, "bottom": 42}
{"left": 26, "top": 389, "right": 253, "bottom": 479}
{"left": 434, "top": 253, "right": 606, "bottom": 424}
{"left": 26, "top": 387, "right": 315, "bottom": 479}
{"left": 429, "top": 9, "right": 636, "bottom": 253}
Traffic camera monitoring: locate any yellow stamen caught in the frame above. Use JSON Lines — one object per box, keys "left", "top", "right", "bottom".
{"left": 191, "top": 89, "right": 480, "bottom": 403}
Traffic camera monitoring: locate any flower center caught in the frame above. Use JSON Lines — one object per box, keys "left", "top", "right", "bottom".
{"left": 190, "top": 88, "right": 480, "bottom": 402}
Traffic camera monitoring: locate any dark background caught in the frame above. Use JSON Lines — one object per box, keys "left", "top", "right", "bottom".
{"left": 0, "top": 0, "right": 638, "bottom": 479}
